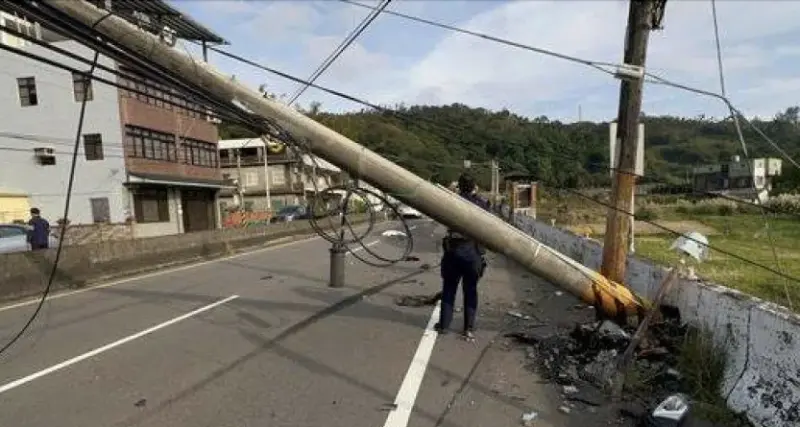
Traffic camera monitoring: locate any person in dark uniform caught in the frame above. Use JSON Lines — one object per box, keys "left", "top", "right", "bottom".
{"left": 27, "top": 207, "right": 51, "bottom": 251}
{"left": 435, "top": 173, "right": 489, "bottom": 340}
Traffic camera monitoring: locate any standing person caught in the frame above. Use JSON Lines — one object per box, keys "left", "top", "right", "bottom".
{"left": 435, "top": 173, "right": 489, "bottom": 340}
{"left": 27, "top": 207, "right": 51, "bottom": 251}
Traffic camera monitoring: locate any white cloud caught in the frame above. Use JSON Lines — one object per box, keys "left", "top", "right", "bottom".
{"left": 181, "top": 0, "right": 800, "bottom": 120}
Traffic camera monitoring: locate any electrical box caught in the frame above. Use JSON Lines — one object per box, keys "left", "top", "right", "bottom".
{"left": 609, "top": 121, "right": 645, "bottom": 177}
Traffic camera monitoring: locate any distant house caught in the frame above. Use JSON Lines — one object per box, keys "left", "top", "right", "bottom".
{"left": 217, "top": 138, "right": 343, "bottom": 213}
{"left": 692, "top": 156, "right": 782, "bottom": 203}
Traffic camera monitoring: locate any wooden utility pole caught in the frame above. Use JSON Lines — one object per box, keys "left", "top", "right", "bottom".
{"left": 601, "top": 0, "right": 663, "bottom": 285}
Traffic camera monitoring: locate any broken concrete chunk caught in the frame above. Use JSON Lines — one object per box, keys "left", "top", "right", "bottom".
{"left": 598, "top": 320, "right": 630, "bottom": 340}
{"left": 563, "top": 385, "right": 578, "bottom": 394}
{"left": 521, "top": 410, "right": 538, "bottom": 426}
{"left": 559, "top": 405, "right": 571, "bottom": 414}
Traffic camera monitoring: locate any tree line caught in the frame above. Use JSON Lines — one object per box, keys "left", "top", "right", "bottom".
{"left": 219, "top": 103, "right": 800, "bottom": 193}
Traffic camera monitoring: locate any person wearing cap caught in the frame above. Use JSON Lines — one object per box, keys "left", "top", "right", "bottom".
{"left": 435, "top": 173, "right": 489, "bottom": 340}
{"left": 27, "top": 207, "right": 51, "bottom": 251}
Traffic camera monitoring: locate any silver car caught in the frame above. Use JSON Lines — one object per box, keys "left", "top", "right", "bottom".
{"left": 0, "top": 223, "right": 60, "bottom": 254}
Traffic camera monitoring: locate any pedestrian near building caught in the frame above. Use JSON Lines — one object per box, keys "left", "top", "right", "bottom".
{"left": 27, "top": 207, "right": 51, "bottom": 250}
{"left": 435, "top": 173, "right": 489, "bottom": 340}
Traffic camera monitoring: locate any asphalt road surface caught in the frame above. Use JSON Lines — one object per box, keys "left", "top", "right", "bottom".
{"left": 0, "top": 219, "right": 574, "bottom": 427}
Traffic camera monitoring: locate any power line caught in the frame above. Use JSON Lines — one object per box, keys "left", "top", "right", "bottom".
{"left": 342, "top": 0, "right": 800, "bottom": 172}
{"left": 338, "top": 0, "right": 619, "bottom": 76}
{"left": 286, "top": 0, "right": 392, "bottom": 105}
{"left": 0, "top": 13, "right": 107, "bottom": 357}
{"left": 202, "top": 44, "right": 800, "bottom": 216}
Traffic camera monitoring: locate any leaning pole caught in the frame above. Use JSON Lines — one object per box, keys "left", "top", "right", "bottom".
{"left": 45, "top": 0, "right": 650, "bottom": 321}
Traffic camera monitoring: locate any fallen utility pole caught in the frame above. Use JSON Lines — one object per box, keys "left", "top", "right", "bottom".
{"left": 601, "top": 0, "right": 662, "bottom": 285}
{"left": 49, "top": 0, "right": 650, "bottom": 322}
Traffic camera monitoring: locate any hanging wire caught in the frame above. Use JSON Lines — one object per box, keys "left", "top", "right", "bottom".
{"left": 0, "top": 12, "right": 111, "bottom": 358}
{"left": 708, "top": 0, "right": 792, "bottom": 310}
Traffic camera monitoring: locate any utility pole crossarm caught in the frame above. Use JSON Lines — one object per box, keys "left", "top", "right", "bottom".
{"left": 48, "top": 0, "right": 650, "bottom": 323}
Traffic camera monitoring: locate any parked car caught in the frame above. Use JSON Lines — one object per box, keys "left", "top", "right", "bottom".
{"left": 0, "top": 223, "right": 60, "bottom": 254}
{"left": 269, "top": 205, "right": 311, "bottom": 224}
{"left": 395, "top": 204, "right": 424, "bottom": 219}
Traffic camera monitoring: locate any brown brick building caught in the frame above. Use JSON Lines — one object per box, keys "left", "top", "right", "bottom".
{"left": 107, "top": 0, "right": 230, "bottom": 236}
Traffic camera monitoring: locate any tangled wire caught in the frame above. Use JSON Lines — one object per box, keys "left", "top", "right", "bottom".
{"left": 291, "top": 140, "right": 416, "bottom": 268}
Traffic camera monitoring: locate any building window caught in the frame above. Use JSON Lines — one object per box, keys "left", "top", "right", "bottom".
{"left": 72, "top": 72, "right": 94, "bottom": 102}
{"left": 270, "top": 168, "right": 286, "bottom": 185}
{"left": 245, "top": 172, "right": 258, "bottom": 187}
{"left": 182, "top": 138, "right": 218, "bottom": 168}
{"left": 124, "top": 125, "right": 177, "bottom": 162}
{"left": 83, "top": 133, "right": 104, "bottom": 160}
{"left": 90, "top": 197, "right": 111, "bottom": 223}
{"left": 17, "top": 77, "right": 38, "bottom": 107}
{"left": 133, "top": 188, "right": 170, "bottom": 223}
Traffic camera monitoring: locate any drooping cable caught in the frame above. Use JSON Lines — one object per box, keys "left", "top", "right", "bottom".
{"left": 197, "top": 44, "right": 800, "bottom": 219}
{"left": 286, "top": 0, "right": 391, "bottom": 105}
{"left": 0, "top": 26, "right": 106, "bottom": 357}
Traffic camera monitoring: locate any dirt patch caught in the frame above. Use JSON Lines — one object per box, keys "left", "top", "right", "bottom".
{"left": 566, "top": 221, "right": 718, "bottom": 237}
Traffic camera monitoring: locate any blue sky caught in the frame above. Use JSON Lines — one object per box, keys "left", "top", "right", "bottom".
{"left": 172, "top": 0, "right": 800, "bottom": 122}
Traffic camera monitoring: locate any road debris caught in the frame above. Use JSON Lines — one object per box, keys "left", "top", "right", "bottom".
{"left": 520, "top": 410, "right": 538, "bottom": 426}
{"left": 394, "top": 291, "right": 441, "bottom": 307}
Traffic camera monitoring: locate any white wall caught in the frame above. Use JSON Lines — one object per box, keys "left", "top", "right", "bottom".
{"left": 513, "top": 216, "right": 800, "bottom": 427}
{"left": 0, "top": 38, "right": 127, "bottom": 224}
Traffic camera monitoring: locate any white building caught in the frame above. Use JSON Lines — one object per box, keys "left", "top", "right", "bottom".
{"left": 217, "top": 138, "right": 344, "bottom": 213}
{"left": 0, "top": 2, "right": 230, "bottom": 238}
{"left": 692, "top": 156, "right": 782, "bottom": 203}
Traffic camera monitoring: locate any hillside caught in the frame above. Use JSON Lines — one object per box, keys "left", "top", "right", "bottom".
{"left": 219, "top": 104, "right": 800, "bottom": 192}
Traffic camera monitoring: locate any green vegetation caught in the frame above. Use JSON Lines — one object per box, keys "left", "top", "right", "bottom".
{"left": 220, "top": 104, "right": 800, "bottom": 193}
{"left": 632, "top": 211, "right": 800, "bottom": 309}
{"left": 677, "top": 328, "right": 752, "bottom": 426}
{"left": 220, "top": 102, "right": 800, "bottom": 306}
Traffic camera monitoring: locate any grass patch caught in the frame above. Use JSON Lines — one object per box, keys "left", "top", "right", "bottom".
{"left": 629, "top": 214, "right": 800, "bottom": 309}
{"left": 677, "top": 328, "right": 752, "bottom": 426}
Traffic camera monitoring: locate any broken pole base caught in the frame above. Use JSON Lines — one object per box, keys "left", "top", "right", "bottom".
{"left": 329, "top": 242, "right": 347, "bottom": 288}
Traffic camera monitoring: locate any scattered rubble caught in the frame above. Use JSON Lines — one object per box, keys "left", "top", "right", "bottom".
{"left": 504, "top": 306, "right": 758, "bottom": 427}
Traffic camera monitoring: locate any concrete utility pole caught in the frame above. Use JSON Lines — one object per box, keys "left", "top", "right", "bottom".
{"left": 490, "top": 159, "right": 500, "bottom": 207}
{"left": 601, "top": 0, "right": 662, "bottom": 285}
{"left": 235, "top": 148, "right": 244, "bottom": 211}
{"left": 54, "top": 0, "right": 650, "bottom": 323}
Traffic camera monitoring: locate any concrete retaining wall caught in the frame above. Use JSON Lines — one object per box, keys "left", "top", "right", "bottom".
{"left": 513, "top": 215, "right": 800, "bottom": 427}
{"left": 0, "top": 215, "right": 371, "bottom": 303}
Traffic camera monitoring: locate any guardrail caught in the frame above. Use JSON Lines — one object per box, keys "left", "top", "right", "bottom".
{"left": 0, "top": 214, "right": 373, "bottom": 303}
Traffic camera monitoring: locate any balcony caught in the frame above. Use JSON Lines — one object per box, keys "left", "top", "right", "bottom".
{"left": 219, "top": 153, "right": 299, "bottom": 168}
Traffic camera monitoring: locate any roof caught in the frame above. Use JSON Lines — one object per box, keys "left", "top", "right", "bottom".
{"left": 218, "top": 138, "right": 265, "bottom": 150}
{"left": 125, "top": 172, "right": 234, "bottom": 189}
{"left": 108, "top": 0, "right": 227, "bottom": 44}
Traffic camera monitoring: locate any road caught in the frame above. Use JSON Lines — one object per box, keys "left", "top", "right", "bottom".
{"left": 0, "top": 219, "right": 573, "bottom": 427}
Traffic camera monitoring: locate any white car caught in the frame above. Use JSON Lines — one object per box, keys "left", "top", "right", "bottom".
{"left": 0, "top": 223, "right": 60, "bottom": 254}
{"left": 396, "top": 204, "right": 423, "bottom": 219}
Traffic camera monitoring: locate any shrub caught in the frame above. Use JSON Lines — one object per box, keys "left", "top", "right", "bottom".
{"left": 636, "top": 207, "right": 658, "bottom": 221}
{"left": 764, "top": 193, "right": 800, "bottom": 215}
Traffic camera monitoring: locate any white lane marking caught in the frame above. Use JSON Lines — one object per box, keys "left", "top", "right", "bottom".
{"left": 348, "top": 240, "right": 380, "bottom": 255}
{"left": 0, "top": 294, "right": 239, "bottom": 395}
{"left": 0, "top": 230, "right": 337, "bottom": 313}
{"left": 383, "top": 303, "right": 441, "bottom": 427}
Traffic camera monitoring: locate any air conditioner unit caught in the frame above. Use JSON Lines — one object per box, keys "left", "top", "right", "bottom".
{"left": 33, "top": 146, "right": 56, "bottom": 165}
{"left": 33, "top": 146, "right": 55, "bottom": 156}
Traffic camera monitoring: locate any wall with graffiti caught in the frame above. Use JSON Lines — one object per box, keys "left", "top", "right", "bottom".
{"left": 221, "top": 210, "right": 271, "bottom": 228}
